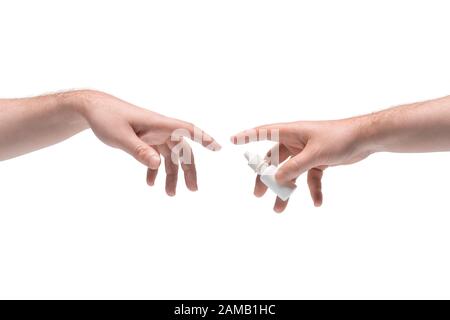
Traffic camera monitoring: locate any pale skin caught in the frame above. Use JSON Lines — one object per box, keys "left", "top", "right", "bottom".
{"left": 232, "top": 95, "right": 450, "bottom": 213}
{"left": 0, "top": 90, "right": 221, "bottom": 196}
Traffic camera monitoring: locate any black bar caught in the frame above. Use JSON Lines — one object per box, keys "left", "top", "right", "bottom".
{"left": 0, "top": 300, "right": 442, "bottom": 319}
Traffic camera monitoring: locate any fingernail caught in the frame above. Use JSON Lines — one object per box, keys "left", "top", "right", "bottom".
{"left": 254, "top": 190, "right": 263, "bottom": 198}
{"left": 188, "top": 181, "right": 198, "bottom": 192}
{"left": 273, "top": 205, "right": 284, "bottom": 213}
{"left": 211, "top": 142, "right": 222, "bottom": 151}
{"left": 149, "top": 155, "right": 160, "bottom": 169}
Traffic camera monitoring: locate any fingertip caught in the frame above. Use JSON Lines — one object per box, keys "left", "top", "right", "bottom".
{"left": 274, "top": 206, "right": 284, "bottom": 214}
{"left": 254, "top": 176, "right": 268, "bottom": 198}
{"left": 187, "top": 183, "right": 199, "bottom": 192}
{"left": 274, "top": 196, "right": 289, "bottom": 213}
{"left": 165, "top": 183, "right": 176, "bottom": 197}
{"left": 253, "top": 186, "right": 267, "bottom": 198}
{"left": 254, "top": 190, "right": 264, "bottom": 198}
{"left": 148, "top": 154, "right": 161, "bottom": 170}
{"left": 166, "top": 190, "right": 176, "bottom": 197}
{"left": 210, "top": 141, "right": 222, "bottom": 151}
{"left": 275, "top": 169, "right": 289, "bottom": 185}
{"left": 146, "top": 168, "right": 158, "bottom": 187}
{"left": 200, "top": 136, "right": 221, "bottom": 151}
{"left": 314, "top": 195, "right": 323, "bottom": 207}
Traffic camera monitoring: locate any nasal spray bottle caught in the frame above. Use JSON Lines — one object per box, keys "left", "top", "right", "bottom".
{"left": 244, "top": 151, "right": 296, "bottom": 201}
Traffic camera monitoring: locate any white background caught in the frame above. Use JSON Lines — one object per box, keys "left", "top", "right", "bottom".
{"left": 1, "top": 0, "right": 450, "bottom": 299}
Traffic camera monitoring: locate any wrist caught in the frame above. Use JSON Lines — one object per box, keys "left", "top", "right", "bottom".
{"left": 56, "top": 90, "right": 95, "bottom": 116}
{"left": 55, "top": 90, "right": 94, "bottom": 131}
{"left": 55, "top": 90, "right": 106, "bottom": 130}
{"left": 339, "top": 115, "right": 381, "bottom": 159}
{"left": 352, "top": 112, "right": 391, "bottom": 155}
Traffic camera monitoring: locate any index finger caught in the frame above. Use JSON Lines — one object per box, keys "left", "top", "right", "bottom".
{"left": 231, "top": 124, "right": 284, "bottom": 145}
{"left": 169, "top": 120, "right": 222, "bottom": 151}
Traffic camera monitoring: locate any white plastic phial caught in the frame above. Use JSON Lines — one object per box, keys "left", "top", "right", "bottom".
{"left": 244, "top": 151, "right": 296, "bottom": 201}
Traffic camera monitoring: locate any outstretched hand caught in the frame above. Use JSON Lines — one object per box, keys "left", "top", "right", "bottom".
{"left": 74, "top": 90, "right": 221, "bottom": 196}
{"left": 231, "top": 118, "right": 372, "bottom": 212}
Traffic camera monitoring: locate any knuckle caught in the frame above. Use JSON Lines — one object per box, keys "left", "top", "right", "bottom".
{"left": 275, "top": 168, "right": 288, "bottom": 182}
{"left": 291, "top": 155, "right": 304, "bottom": 170}
{"left": 186, "top": 122, "right": 194, "bottom": 129}
{"left": 308, "top": 144, "right": 326, "bottom": 164}
{"left": 184, "top": 122, "right": 195, "bottom": 134}
{"left": 134, "top": 144, "right": 148, "bottom": 159}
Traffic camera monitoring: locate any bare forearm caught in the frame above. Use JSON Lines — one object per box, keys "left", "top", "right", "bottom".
{"left": 360, "top": 95, "right": 450, "bottom": 153}
{"left": 0, "top": 91, "right": 89, "bottom": 160}
{"left": 0, "top": 89, "right": 219, "bottom": 197}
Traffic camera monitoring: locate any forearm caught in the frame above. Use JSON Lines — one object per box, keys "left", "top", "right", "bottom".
{"left": 0, "top": 91, "right": 89, "bottom": 160}
{"left": 359, "top": 95, "right": 450, "bottom": 153}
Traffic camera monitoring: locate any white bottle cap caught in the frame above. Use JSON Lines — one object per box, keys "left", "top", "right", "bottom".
{"left": 244, "top": 151, "right": 296, "bottom": 201}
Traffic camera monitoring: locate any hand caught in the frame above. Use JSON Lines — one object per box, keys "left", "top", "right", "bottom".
{"left": 231, "top": 118, "right": 372, "bottom": 212}
{"left": 71, "top": 90, "right": 221, "bottom": 196}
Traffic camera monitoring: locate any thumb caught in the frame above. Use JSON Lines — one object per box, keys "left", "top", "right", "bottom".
{"left": 275, "top": 146, "right": 318, "bottom": 184}
{"left": 121, "top": 133, "right": 161, "bottom": 169}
